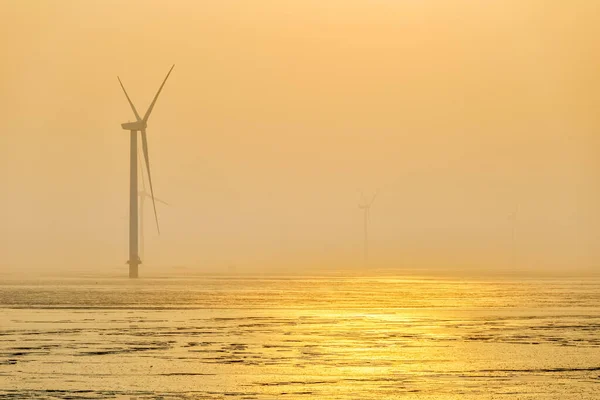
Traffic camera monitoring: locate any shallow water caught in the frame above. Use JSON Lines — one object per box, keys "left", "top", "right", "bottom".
{"left": 0, "top": 276, "right": 599, "bottom": 399}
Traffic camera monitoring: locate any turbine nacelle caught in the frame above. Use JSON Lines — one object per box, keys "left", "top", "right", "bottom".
{"left": 358, "top": 190, "right": 378, "bottom": 209}
{"left": 121, "top": 120, "right": 147, "bottom": 131}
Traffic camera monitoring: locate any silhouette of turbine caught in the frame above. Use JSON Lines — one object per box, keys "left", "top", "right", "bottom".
{"left": 358, "top": 190, "right": 378, "bottom": 266}
{"left": 118, "top": 65, "right": 174, "bottom": 278}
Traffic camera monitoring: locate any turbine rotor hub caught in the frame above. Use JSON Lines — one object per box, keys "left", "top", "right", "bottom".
{"left": 121, "top": 120, "right": 147, "bottom": 131}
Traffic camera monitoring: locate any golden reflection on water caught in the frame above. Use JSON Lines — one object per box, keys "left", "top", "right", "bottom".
{"left": 0, "top": 277, "right": 599, "bottom": 399}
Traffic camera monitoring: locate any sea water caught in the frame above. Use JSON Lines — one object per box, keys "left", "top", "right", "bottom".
{"left": 0, "top": 276, "right": 599, "bottom": 399}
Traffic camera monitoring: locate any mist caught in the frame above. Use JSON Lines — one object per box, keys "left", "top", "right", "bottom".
{"left": 1, "top": 0, "right": 599, "bottom": 276}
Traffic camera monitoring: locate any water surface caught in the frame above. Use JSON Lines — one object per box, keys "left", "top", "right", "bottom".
{"left": 0, "top": 276, "right": 598, "bottom": 399}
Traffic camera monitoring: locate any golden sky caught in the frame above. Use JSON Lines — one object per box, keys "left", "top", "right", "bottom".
{"left": 0, "top": 1, "right": 599, "bottom": 273}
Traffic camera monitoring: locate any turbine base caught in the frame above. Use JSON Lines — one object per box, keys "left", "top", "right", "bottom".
{"left": 129, "top": 264, "right": 138, "bottom": 279}
{"left": 126, "top": 258, "right": 142, "bottom": 279}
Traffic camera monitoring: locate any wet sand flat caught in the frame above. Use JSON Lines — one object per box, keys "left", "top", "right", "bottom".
{"left": 0, "top": 277, "right": 599, "bottom": 399}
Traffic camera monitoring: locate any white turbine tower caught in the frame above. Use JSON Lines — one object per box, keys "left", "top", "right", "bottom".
{"left": 358, "top": 191, "right": 378, "bottom": 266}
{"left": 118, "top": 65, "right": 174, "bottom": 278}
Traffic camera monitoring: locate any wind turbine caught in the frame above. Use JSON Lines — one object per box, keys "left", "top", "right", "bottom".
{"left": 138, "top": 148, "right": 169, "bottom": 261}
{"left": 118, "top": 65, "right": 174, "bottom": 278}
{"left": 358, "top": 191, "right": 378, "bottom": 266}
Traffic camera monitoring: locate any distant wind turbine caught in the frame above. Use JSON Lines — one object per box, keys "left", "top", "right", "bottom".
{"left": 358, "top": 191, "right": 378, "bottom": 266}
{"left": 118, "top": 65, "right": 174, "bottom": 278}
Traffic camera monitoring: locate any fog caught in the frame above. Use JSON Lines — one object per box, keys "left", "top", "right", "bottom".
{"left": 1, "top": 1, "right": 598, "bottom": 276}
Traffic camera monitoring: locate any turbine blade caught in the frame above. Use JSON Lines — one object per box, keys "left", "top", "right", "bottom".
{"left": 143, "top": 64, "right": 175, "bottom": 123}
{"left": 153, "top": 197, "right": 170, "bottom": 206}
{"left": 117, "top": 77, "right": 142, "bottom": 121}
{"left": 369, "top": 191, "right": 379, "bottom": 206}
{"left": 138, "top": 146, "right": 147, "bottom": 191}
{"left": 143, "top": 192, "right": 169, "bottom": 206}
{"left": 141, "top": 129, "right": 160, "bottom": 235}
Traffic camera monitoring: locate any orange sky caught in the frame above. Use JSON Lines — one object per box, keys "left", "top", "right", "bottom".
{"left": 0, "top": 1, "right": 599, "bottom": 274}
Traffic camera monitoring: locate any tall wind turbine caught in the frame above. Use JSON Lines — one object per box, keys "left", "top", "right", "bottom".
{"left": 137, "top": 148, "right": 169, "bottom": 260}
{"left": 118, "top": 65, "right": 174, "bottom": 278}
{"left": 358, "top": 191, "right": 378, "bottom": 266}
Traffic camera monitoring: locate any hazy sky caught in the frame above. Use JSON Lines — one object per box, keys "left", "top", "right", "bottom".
{"left": 1, "top": 1, "right": 599, "bottom": 274}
